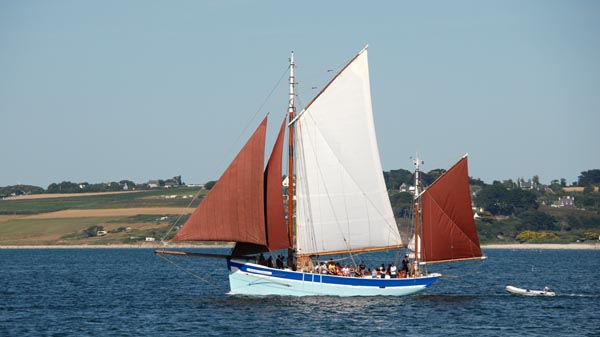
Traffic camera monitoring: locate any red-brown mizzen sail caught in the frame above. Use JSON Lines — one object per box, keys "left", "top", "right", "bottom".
{"left": 173, "top": 117, "right": 268, "bottom": 245}
{"left": 420, "top": 156, "right": 482, "bottom": 263}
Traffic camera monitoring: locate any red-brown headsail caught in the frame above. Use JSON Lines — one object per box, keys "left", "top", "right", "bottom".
{"left": 232, "top": 117, "right": 290, "bottom": 256}
{"left": 173, "top": 117, "right": 268, "bottom": 245}
{"left": 264, "top": 117, "right": 290, "bottom": 250}
{"left": 420, "top": 156, "right": 482, "bottom": 263}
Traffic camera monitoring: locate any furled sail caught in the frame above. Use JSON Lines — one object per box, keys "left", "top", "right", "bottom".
{"left": 420, "top": 156, "right": 483, "bottom": 263}
{"left": 294, "top": 47, "right": 402, "bottom": 256}
{"left": 173, "top": 117, "right": 268, "bottom": 245}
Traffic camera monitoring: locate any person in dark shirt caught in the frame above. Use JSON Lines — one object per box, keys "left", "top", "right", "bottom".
{"left": 258, "top": 253, "right": 266, "bottom": 266}
{"left": 401, "top": 255, "right": 411, "bottom": 277}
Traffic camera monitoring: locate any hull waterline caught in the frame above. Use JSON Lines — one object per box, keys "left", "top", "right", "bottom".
{"left": 227, "top": 259, "right": 440, "bottom": 297}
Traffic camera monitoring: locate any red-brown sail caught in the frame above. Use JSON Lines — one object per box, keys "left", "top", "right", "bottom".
{"left": 264, "top": 117, "right": 290, "bottom": 250}
{"left": 173, "top": 117, "right": 268, "bottom": 245}
{"left": 420, "top": 156, "right": 482, "bottom": 263}
{"left": 232, "top": 117, "right": 290, "bottom": 255}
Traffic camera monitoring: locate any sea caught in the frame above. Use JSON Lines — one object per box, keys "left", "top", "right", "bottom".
{"left": 1, "top": 248, "right": 599, "bottom": 337}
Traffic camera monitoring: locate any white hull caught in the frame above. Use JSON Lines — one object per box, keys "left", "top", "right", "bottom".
{"left": 228, "top": 259, "right": 440, "bottom": 297}
{"left": 506, "top": 285, "right": 556, "bottom": 297}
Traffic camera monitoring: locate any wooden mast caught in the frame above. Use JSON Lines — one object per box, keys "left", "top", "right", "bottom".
{"left": 287, "top": 51, "right": 295, "bottom": 267}
{"left": 413, "top": 156, "right": 422, "bottom": 277}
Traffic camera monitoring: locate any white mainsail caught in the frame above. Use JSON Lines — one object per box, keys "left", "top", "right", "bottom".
{"left": 294, "top": 47, "right": 401, "bottom": 256}
{"left": 407, "top": 235, "right": 421, "bottom": 260}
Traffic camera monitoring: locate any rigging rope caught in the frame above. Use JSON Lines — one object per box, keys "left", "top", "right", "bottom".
{"left": 158, "top": 65, "right": 289, "bottom": 246}
{"left": 159, "top": 188, "right": 201, "bottom": 245}
{"left": 156, "top": 252, "right": 226, "bottom": 293}
{"left": 215, "top": 64, "right": 290, "bottom": 174}
{"left": 436, "top": 258, "right": 487, "bottom": 287}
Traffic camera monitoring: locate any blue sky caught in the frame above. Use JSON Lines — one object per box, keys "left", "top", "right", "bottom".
{"left": 1, "top": 1, "right": 599, "bottom": 188}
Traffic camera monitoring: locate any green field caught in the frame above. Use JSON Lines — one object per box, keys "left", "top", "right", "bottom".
{"left": 0, "top": 214, "right": 190, "bottom": 245}
{"left": 0, "top": 187, "right": 203, "bottom": 215}
{"left": 0, "top": 217, "right": 115, "bottom": 243}
{"left": 0, "top": 188, "right": 201, "bottom": 245}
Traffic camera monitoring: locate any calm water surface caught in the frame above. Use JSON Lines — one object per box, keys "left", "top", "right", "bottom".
{"left": 0, "top": 248, "right": 599, "bottom": 336}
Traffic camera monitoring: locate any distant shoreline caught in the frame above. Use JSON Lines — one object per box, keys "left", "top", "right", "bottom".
{"left": 0, "top": 243, "right": 598, "bottom": 250}
{"left": 0, "top": 243, "right": 234, "bottom": 249}
{"left": 482, "top": 243, "right": 600, "bottom": 250}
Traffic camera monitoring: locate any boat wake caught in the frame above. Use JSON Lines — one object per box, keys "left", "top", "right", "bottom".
{"left": 563, "top": 293, "right": 600, "bottom": 298}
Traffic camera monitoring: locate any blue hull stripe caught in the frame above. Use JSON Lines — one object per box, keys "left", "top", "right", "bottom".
{"left": 227, "top": 259, "right": 439, "bottom": 288}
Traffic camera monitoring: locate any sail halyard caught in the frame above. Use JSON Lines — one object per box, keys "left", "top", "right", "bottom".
{"left": 293, "top": 46, "right": 402, "bottom": 257}
{"left": 418, "top": 155, "right": 484, "bottom": 263}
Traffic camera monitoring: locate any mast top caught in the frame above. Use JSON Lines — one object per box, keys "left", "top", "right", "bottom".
{"left": 412, "top": 154, "right": 424, "bottom": 198}
{"left": 288, "top": 51, "right": 295, "bottom": 115}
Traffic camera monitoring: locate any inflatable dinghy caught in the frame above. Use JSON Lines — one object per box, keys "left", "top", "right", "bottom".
{"left": 506, "top": 285, "right": 555, "bottom": 297}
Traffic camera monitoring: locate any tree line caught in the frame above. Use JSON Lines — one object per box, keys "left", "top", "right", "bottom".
{"left": 383, "top": 169, "right": 600, "bottom": 243}
{"left": 46, "top": 180, "right": 137, "bottom": 193}
{"left": 1, "top": 176, "right": 186, "bottom": 197}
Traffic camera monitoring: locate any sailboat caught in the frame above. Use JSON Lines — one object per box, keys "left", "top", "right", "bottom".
{"left": 156, "top": 46, "right": 484, "bottom": 296}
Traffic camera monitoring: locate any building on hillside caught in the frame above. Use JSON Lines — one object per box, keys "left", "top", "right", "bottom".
{"left": 148, "top": 176, "right": 184, "bottom": 188}
{"left": 518, "top": 178, "right": 533, "bottom": 189}
{"left": 164, "top": 176, "right": 183, "bottom": 188}
{"left": 552, "top": 195, "right": 575, "bottom": 208}
{"left": 518, "top": 177, "right": 548, "bottom": 192}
